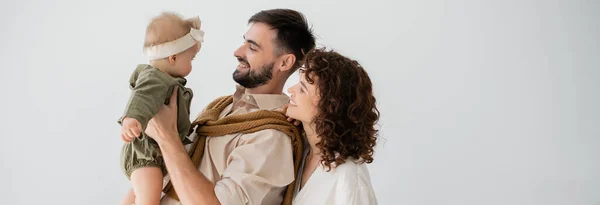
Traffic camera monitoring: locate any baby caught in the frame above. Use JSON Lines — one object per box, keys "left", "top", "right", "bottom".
{"left": 118, "top": 12, "right": 204, "bottom": 205}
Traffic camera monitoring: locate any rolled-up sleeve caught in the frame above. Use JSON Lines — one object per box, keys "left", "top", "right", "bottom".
{"left": 214, "top": 129, "right": 295, "bottom": 205}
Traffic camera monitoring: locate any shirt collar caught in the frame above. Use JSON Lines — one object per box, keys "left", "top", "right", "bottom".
{"left": 232, "top": 84, "right": 289, "bottom": 111}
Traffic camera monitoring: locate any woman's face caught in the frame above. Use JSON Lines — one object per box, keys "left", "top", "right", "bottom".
{"left": 286, "top": 71, "right": 320, "bottom": 123}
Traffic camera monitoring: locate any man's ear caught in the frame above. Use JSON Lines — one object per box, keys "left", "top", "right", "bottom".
{"left": 168, "top": 55, "right": 177, "bottom": 65}
{"left": 278, "top": 54, "right": 296, "bottom": 72}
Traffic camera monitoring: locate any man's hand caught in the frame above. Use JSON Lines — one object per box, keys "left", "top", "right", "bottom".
{"left": 281, "top": 103, "right": 301, "bottom": 126}
{"left": 121, "top": 117, "right": 142, "bottom": 143}
{"left": 145, "top": 86, "right": 180, "bottom": 144}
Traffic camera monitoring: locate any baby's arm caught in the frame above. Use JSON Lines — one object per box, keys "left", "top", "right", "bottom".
{"left": 120, "top": 68, "right": 172, "bottom": 140}
{"left": 121, "top": 117, "right": 142, "bottom": 142}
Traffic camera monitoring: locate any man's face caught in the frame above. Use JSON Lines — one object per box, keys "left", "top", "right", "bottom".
{"left": 233, "top": 22, "right": 278, "bottom": 88}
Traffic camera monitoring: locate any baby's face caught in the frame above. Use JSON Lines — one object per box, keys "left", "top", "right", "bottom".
{"left": 172, "top": 42, "right": 201, "bottom": 77}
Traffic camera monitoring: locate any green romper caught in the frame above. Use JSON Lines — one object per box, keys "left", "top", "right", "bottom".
{"left": 118, "top": 64, "right": 193, "bottom": 178}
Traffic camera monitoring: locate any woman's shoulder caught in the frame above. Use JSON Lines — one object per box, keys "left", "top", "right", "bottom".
{"left": 327, "top": 158, "right": 373, "bottom": 183}
{"left": 323, "top": 158, "right": 378, "bottom": 204}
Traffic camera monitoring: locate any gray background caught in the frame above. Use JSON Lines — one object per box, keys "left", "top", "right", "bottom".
{"left": 0, "top": 0, "right": 598, "bottom": 204}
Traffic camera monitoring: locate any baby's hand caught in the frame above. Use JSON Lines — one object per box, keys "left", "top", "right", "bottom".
{"left": 121, "top": 117, "right": 142, "bottom": 143}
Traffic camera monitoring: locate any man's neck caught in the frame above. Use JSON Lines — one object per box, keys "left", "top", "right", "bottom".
{"left": 246, "top": 83, "right": 284, "bottom": 95}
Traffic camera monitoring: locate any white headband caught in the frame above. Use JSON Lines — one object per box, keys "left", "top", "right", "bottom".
{"left": 144, "top": 16, "right": 205, "bottom": 60}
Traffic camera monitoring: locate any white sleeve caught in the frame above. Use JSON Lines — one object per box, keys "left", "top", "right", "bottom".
{"left": 334, "top": 166, "right": 378, "bottom": 205}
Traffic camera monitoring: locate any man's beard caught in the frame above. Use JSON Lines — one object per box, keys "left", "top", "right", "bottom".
{"left": 233, "top": 60, "right": 274, "bottom": 88}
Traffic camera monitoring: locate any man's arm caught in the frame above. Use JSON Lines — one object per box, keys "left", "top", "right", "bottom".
{"left": 158, "top": 133, "right": 221, "bottom": 205}
{"left": 143, "top": 87, "right": 220, "bottom": 205}
{"left": 144, "top": 88, "right": 294, "bottom": 205}
{"left": 159, "top": 129, "right": 294, "bottom": 205}
{"left": 214, "top": 129, "right": 295, "bottom": 205}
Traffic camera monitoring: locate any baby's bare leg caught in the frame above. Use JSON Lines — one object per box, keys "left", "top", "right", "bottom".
{"left": 131, "top": 167, "right": 163, "bottom": 205}
{"left": 120, "top": 188, "right": 136, "bottom": 205}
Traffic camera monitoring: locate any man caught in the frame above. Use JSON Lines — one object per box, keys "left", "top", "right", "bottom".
{"left": 137, "top": 8, "right": 316, "bottom": 205}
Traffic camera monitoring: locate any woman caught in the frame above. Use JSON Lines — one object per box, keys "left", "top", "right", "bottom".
{"left": 285, "top": 48, "right": 379, "bottom": 205}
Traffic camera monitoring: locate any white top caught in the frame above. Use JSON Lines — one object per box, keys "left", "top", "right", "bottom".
{"left": 292, "top": 148, "right": 378, "bottom": 205}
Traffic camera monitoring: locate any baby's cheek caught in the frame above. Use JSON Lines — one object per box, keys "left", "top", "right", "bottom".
{"left": 185, "top": 64, "right": 193, "bottom": 75}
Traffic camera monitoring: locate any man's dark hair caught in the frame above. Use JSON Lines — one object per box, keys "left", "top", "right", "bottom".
{"left": 249, "top": 9, "right": 316, "bottom": 72}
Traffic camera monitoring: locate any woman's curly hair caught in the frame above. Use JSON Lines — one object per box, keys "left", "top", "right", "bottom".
{"left": 302, "top": 48, "right": 380, "bottom": 171}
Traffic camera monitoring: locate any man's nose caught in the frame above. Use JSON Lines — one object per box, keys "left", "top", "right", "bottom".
{"left": 233, "top": 44, "right": 245, "bottom": 57}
